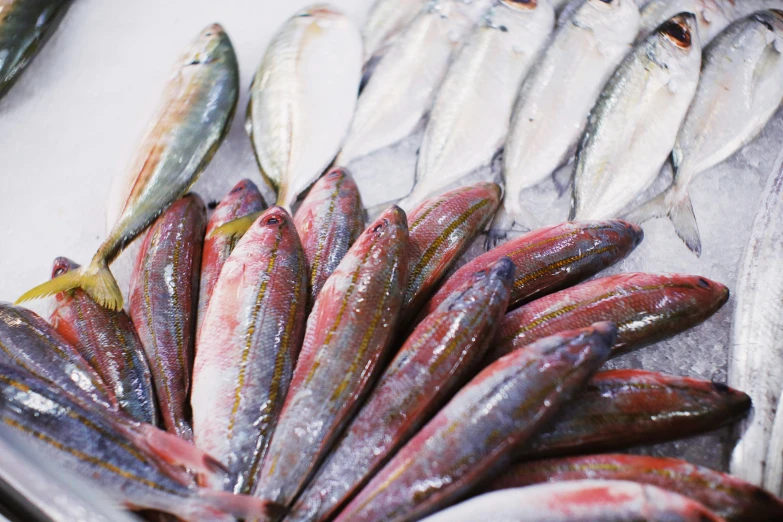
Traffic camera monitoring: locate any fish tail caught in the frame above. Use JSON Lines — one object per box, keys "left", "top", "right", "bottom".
{"left": 194, "top": 490, "right": 286, "bottom": 521}
{"left": 80, "top": 257, "right": 124, "bottom": 310}
{"left": 132, "top": 423, "right": 229, "bottom": 477}
{"left": 623, "top": 188, "right": 671, "bottom": 225}
{"left": 667, "top": 188, "right": 702, "bottom": 257}
{"left": 16, "top": 257, "right": 122, "bottom": 310}
{"left": 15, "top": 270, "right": 83, "bottom": 305}
{"left": 210, "top": 212, "right": 262, "bottom": 238}
{"left": 486, "top": 200, "right": 538, "bottom": 250}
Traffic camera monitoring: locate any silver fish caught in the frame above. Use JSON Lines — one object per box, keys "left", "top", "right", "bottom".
{"left": 729, "top": 153, "right": 783, "bottom": 495}
{"left": 0, "top": 0, "right": 72, "bottom": 100}
{"left": 17, "top": 24, "right": 239, "bottom": 311}
{"left": 493, "top": 0, "right": 639, "bottom": 239}
{"left": 247, "top": 5, "right": 363, "bottom": 212}
{"left": 362, "top": 0, "right": 429, "bottom": 62}
{"left": 399, "top": 0, "right": 555, "bottom": 212}
{"left": 626, "top": 11, "right": 783, "bottom": 256}
{"left": 336, "top": 0, "right": 495, "bottom": 166}
{"left": 638, "top": 0, "right": 783, "bottom": 45}
{"left": 570, "top": 13, "right": 702, "bottom": 220}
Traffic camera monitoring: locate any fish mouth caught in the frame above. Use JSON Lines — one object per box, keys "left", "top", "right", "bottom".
{"left": 658, "top": 14, "right": 695, "bottom": 49}
{"left": 500, "top": 0, "right": 538, "bottom": 10}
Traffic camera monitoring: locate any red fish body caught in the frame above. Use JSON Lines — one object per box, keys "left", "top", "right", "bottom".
{"left": 129, "top": 194, "right": 206, "bottom": 440}
{"left": 483, "top": 454, "right": 783, "bottom": 522}
{"left": 253, "top": 206, "right": 409, "bottom": 516}
{"left": 197, "top": 179, "right": 266, "bottom": 339}
{"left": 491, "top": 272, "right": 729, "bottom": 361}
{"left": 518, "top": 370, "right": 751, "bottom": 458}
{"left": 421, "top": 480, "right": 725, "bottom": 522}
{"left": 50, "top": 257, "right": 157, "bottom": 424}
{"left": 334, "top": 324, "right": 616, "bottom": 522}
{"left": 288, "top": 257, "right": 514, "bottom": 522}
{"left": 420, "top": 220, "right": 643, "bottom": 318}
{"left": 193, "top": 207, "right": 307, "bottom": 494}
{"left": 403, "top": 182, "right": 501, "bottom": 322}
{"left": 293, "top": 168, "right": 364, "bottom": 308}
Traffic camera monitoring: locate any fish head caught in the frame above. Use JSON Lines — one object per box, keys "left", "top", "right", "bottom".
{"left": 600, "top": 219, "right": 645, "bottom": 250}
{"left": 662, "top": 274, "right": 729, "bottom": 317}
{"left": 180, "top": 23, "right": 235, "bottom": 67}
{"left": 216, "top": 179, "right": 265, "bottom": 217}
{"left": 252, "top": 205, "right": 295, "bottom": 234}
{"left": 292, "top": 4, "right": 349, "bottom": 31}
{"left": 51, "top": 257, "right": 80, "bottom": 280}
{"left": 753, "top": 10, "right": 783, "bottom": 41}
{"left": 354, "top": 205, "right": 409, "bottom": 269}
{"left": 574, "top": 0, "right": 641, "bottom": 44}
{"left": 656, "top": 13, "right": 700, "bottom": 55}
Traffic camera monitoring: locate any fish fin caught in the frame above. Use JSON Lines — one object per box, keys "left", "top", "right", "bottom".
{"left": 210, "top": 212, "right": 262, "bottom": 238}
{"left": 668, "top": 189, "right": 702, "bottom": 257}
{"left": 80, "top": 259, "right": 124, "bottom": 311}
{"left": 552, "top": 162, "right": 573, "bottom": 197}
{"left": 17, "top": 259, "right": 123, "bottom": 311}
{"left": 133, "top": 424, "right": 228, "bottom": 477}
{"left": 486, "top": 203, "right": 537, "bottom": 250}
{"left": 623, "top": 189, "right": 670, "bottom": 224}
{"left": 752, "top": 38, "right": 783, "bottom": 103}
{"left": 196, "top": 490, "right": 286, "bottom": 521}
{"left": 16, "top": 270, "right": 82, "bottom": 304}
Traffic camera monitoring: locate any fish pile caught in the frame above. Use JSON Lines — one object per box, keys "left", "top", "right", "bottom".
{"left": 4, "top": 0, "right": 783, "bottom": 521}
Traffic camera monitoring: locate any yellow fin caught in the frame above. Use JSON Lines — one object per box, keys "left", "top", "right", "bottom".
{"left": 80, "top": 260, "right": 124, "bottom": 311}
{"left": 17, "top": 260, "right": 124, "bottom": 311}
{"left": 209, "top": 212, "right": 261, "bottom": 239}
{"left": 16, "top": 271, "right": 82, "bottom": 304}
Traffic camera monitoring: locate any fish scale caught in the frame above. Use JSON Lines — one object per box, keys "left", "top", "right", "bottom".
{"left": 293, "top": 168, "right": 364, "bottom": 309}
{"left": 0, "top": 364, "right": 273, "bottom": 521}
{"left": 193, "top": 206, "right": 307, "bottom": 495}
{"left": 49, "top": 257, "right": 157, "bottom": 425}
{"left": 420, "top": 220, "right": 643, "bottom": 320}
{"left": 253, "top": 206, "right": 408, "bottom": 518}
{"left": 420, "top": 480, "right": 726, "bottom": 521}
{"left": 0, "top": 0, "right": 73, "bottom": 100}
{"left": 490, "top": 272, "right": 729, "bottom": 362}
{"left": 517, "top": 370, "right": 751, "bottom": 459}
{"left": 480, "top": 454, "right": 783, "bottom": 522}
{"left": 287, "top": 257, "right": 514, "bottom": 522}
{"left": 129, "top": 194, "right": 206, "bottom": 440}
{"left": 197, "top": 179, "right": 266, "bottom": 340}
{"left": 402, "top": 183, "right": 501, "bottom": 323}
{"left": 334, "top": 324, "right": 616, "bottom": 522}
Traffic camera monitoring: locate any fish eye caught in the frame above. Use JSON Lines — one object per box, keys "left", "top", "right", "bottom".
{"left": 373, "top": 220, "right": 388, "bottom": 234}
{"left": 697, "top": 278, "right": 711, "bottom": 289}
{"left": 265, "top": 216, "right": 281, "bottom": 226}
{"left": 600, "top": 0, "right": 613, "bottom": 3}
{"left": 53, "top": 267, "right": 67, "bottom": 277}
{"left": 661, "top": 20, "right": 691, "bottom": 48}
{"left": 230, "top": 185, "right": 245, "bottom": 194}
{"left": 755, "top": 14, "right": 775, "bottom": 31}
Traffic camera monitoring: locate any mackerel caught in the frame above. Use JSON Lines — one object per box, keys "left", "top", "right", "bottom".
{"left": 17, "top": 24, "right": 238, "bottom": 310}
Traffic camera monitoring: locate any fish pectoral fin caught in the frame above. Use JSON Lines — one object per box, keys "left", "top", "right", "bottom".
{"left": 210, "top": 212, "right": 262, "bottom": 238}
{"left": 196, "top": 489, "right": 287, "bottom": 521}
{"left": 133, "top": 423, "right": 229, "bottom": 476}
{"left": 16, "top": 270, "right": 82, "bottom": 304}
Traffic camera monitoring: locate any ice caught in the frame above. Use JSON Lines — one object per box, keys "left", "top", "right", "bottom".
{"left": 0, "top": 0, "right": 780, "bottom": 477}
